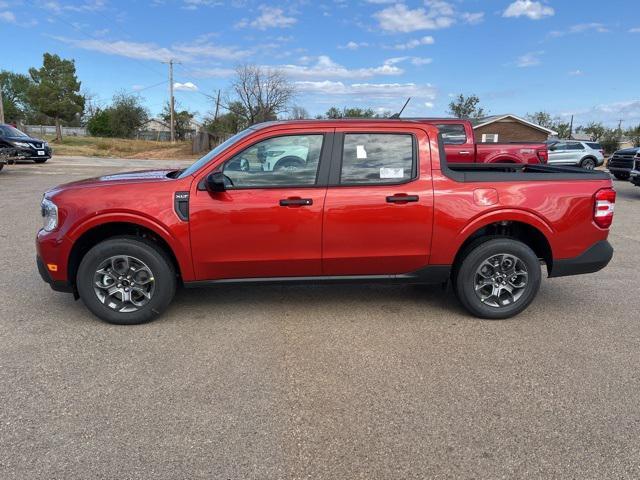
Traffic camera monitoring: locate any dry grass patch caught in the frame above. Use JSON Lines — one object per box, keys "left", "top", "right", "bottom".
{"left": 46, "top": 136, "right": 199, "bottom": 160}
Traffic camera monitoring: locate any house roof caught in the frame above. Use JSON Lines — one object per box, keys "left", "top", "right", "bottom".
{"left": 470, "top": 114, "right": 558, "bottom": 135}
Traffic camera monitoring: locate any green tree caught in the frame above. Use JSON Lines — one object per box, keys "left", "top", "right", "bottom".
{"left": 554, "top": 122, "right": 572, "bottom": 139}
{"left": 108, "top": 91, "right": 148, "bottom": 138}
{"left": 447, "top": 94, "right": 486, "bottom": 119}
{"left": 0, "top": 70, "right": 33, "bottom": 123}
{"left": 28, "top": 53, "right": 85, "bottom": 140}
{"left": 203, "top": 101, "right": 248, "bottom": 135}
{"left": 86, "top": 108, "right": 113, "bottom": 137}
{"left": 625, "top": 124, "right": 640, "bottom": 147}
{"left": 578, "top": 122, "right": 606, "bottom": 141}
{"left": 323, "top": 106, "right": 376, "bottom": 119}
{"left": 525, "top": 111, "right": 556, "bottom": 130}
{"left": 161, "top": 102, "right": 195, "bottom": 141}
{"left": 599, "top": 128, "right": 620, "bottom": 154}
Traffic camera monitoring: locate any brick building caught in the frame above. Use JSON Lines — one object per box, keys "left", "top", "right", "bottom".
{"left": 471, "top": 114, "right": 557, "bottom": 143}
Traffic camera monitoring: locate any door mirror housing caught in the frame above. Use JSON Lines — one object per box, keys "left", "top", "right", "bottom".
{"left": 549, "top": 145, "right": 556, "bottom": 151}
{"left": 205, "top": 172, "right": 227, "bottom": 193}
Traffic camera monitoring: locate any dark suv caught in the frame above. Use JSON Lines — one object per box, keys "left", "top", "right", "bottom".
{"left": 0, "top": 124, "right": 52, "bottom": 163}
{"left": 607, "top": 147, "right": 640, "bottom": 180}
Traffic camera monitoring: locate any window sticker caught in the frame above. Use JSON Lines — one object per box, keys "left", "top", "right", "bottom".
{"left": 356, "top": 145, "right": 367, "bottom": 159}
{"left": 380, "top": 167, "right": 404, "bottom": 179}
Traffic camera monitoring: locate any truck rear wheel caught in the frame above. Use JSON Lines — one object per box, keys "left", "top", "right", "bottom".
{"left": 454, "top": 238, "right": 541, "bottom": 319}
{"left": 76, "top": 237, "right": 176, "bottom": 325}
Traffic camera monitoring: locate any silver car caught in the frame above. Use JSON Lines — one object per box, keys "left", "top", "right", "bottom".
{"left": 547, "top": 140, "right": 605, "bottom": 170}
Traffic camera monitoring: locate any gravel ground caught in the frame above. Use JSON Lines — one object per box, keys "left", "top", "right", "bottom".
{"left": 1, "top": 157, "right": 639, "bottom": 479}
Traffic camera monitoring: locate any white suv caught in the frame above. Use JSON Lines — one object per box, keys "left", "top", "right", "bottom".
{"left": 547, "top": 140, "right": 604, "bottom": 170}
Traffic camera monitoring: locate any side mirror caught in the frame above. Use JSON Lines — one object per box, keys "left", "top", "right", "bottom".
{"left": 549, "top": 146, "right": 556, "bottom": 151}
{"left": 205, "top": 172, "right": 227, "bottom": 193}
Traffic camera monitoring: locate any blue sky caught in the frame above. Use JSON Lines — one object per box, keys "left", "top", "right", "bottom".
{"left": 1, "top": 0, "right": 639, "bottom": 126}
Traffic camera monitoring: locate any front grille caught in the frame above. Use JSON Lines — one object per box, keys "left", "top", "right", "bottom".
{"left": 609, "top": 156, "right": 635, "bottom": 169}
{"left": 29, "top": 142, "right": 43, "bottom": 149}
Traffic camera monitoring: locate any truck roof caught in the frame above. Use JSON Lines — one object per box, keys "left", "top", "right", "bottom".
{"left": 252, "top": 118, "right": 463, "bottom": 130}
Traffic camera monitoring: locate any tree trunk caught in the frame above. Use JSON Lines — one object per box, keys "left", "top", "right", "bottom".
{"left": 55, "top": 117, "right": 62, "bottom": 142}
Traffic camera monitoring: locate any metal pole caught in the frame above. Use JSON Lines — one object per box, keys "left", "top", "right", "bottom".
{"left": 214, "top": 89, "right": 221, "bottom": 121}
{"left": 0, "top": 85, "right": 5, "bottom": 124}
{"left": 169, "top": 60, "right": 175, "bottom": 143}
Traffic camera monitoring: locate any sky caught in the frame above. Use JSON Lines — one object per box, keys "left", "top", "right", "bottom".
{"left": 1, "top": 0, "right": 639, "bottom": 127}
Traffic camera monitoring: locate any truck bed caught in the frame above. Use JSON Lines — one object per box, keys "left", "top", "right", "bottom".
{"left": 443, "top": 162, "right": 611, "bottom": 182}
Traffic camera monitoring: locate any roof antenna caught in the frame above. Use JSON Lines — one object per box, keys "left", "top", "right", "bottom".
{"left": 390, "top": 97, "right": 411, "bottom": 119}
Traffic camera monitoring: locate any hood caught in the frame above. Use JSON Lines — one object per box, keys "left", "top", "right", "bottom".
{"left": 48, "top": 169, "right": 177, "bottom": 193}
{"left": 4, "top": 136, "right": 45, "bottom": 143}
{"left": 614, "top": 147, "right": 640, "bottom": 155}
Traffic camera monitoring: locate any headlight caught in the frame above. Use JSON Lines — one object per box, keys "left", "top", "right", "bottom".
{"left": 12, "top": 141, "right": 30, "bottom": 148}
{"left": 43, "top": 141, "right": 49, "bottom": 147}
{"left": 41, "top": 198, "right": 58, "bottom": 232}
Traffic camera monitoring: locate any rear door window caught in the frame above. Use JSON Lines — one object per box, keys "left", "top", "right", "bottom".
{"left": 340, "top": 133, "right": 415, "bottom": 185}
{"left": 566, "top": 142, "right": 585, "bottom": 150}
{"left": 437, "top": 124, "right": 467, "bottom": 145}
{"left": 586, "top": 142, "right": 602, "bottom": 150}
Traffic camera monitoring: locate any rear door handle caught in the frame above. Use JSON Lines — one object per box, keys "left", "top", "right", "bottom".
{"left": 279, "top": 197, "right": 313, "bottom": 207}
{"left": 386, "top": 195, "right": 419, "bottom": 204}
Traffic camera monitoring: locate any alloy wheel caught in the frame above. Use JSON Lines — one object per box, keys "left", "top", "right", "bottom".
{"left": 473, "top": 253, "right": 529, "bottom": 308}
{"left": 93, "top": 255, "right": 155, "bottom": 313}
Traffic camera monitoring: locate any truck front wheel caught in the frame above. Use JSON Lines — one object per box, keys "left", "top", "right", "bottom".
{"left": 454, "top": 238, "right": 541, "bottom": 319}
{"left": 76, "top": 237, "right": 176, "bottom": 325}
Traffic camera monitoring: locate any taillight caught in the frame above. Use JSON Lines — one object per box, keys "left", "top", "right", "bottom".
{"left": 594, "top": 188, "right": 616, "bottom": 229}
{"left": 537, "top": 149, "right": 548, "bottom": 163}
{"left": 599, "top": 149, "right": 605, "bottom": 156}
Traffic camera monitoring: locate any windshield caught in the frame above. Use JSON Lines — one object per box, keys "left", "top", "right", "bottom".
{"left": 178, "top": 128, "right": 255, "bottom": 178}
{"left": 0, "top": 125, "right": 29, "bottom": 137}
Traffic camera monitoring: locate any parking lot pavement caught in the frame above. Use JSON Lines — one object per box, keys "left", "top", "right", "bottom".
{"left": 1, "top": 157, "right": 640, "bottom": 479}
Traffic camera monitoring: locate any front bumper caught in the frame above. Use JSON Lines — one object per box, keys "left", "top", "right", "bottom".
{"left": 630, "top": 170, "right": 640, "bottom": 186}
{"left": 549, "top": 240, "right": 613, "bottom": 278}
{"left": 14, "top": 146, "right": 52, "bottom": 159}
{"left": 37, "top": 256, "right": 74, "bottom": 293}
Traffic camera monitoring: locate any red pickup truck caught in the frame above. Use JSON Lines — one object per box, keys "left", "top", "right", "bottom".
{"left": 37, "top": 119, "right": 614, "bottom": 325}
{"left": 431, "top": 119, "right": 548, "bottom": 164}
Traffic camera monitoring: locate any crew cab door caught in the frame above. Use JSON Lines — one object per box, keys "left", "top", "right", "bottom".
{"left": 436, "top": 122, "right": 475, "bottom": 163}
{"left": 189, "top": 130, "right": 333, "bottom": 280}
{"left": 322, "top": 128, "right": 434, "bottom": 275}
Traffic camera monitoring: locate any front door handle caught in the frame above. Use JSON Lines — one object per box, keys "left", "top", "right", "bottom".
{"left": 458, "top": 150, "right": 471, "bottom": 155}
{"left": 279, "top": 197, "right": 313, "bottom": 207}
{"left": 386, "top": 194, "right": 419, "bottom": 204}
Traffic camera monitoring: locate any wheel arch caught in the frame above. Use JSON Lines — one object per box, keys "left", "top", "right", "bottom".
{"left": 67, "top": 221, "right": 184, "bottom": 288}
{"left": 452, "top": 218, "right": 554, "bottom": 276}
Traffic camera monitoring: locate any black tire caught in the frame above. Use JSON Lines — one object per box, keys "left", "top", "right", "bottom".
{"left": 274, "top": 156, "right": 304, "bottom": 171}
{"left": 76, "top": 236, "right": 176, "bottom": 325}
{"left": 34, "top": 158, "right": 48, "bottom": 164}
{"left": 0, "top": 163, "right": 4, "bottom": 172}
{"left": 454, "top": 238, "right": 541, "bottom": 319}
{"left": 613, "top": 173, "right": 630, "bottom": 180}
{"left": 580, "top": 157, "right": 596, "bottom": 170}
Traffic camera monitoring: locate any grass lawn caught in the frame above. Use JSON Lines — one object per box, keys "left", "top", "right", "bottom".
{"left": 45, "top": 135, "right": 199, "bottom": 160}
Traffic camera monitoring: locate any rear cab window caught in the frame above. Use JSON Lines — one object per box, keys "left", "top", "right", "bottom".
{"left": 339, "top": 133, "right": 416, "bottom": 185}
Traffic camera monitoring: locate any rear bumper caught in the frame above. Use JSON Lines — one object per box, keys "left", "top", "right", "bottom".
{"left": 37, "top": 256, "right": 74, "bottom": 293}
{"left": 549, "top": 240, "right": 613, "bottom": 278}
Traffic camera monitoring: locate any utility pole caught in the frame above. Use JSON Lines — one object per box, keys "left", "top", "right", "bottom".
{"left": 162, "top": 59, "right": 180, "bottom": 143}
{"left": 0, "top": 85, "right": 5, "bottom": 124}
{"left": 569, "top": 115, "right": 574, "bottom": 139}
{"left": 214, "top": 89, "right": 221, "bottom": 121}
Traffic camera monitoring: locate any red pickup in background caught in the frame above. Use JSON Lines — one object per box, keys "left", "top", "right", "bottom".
{"left": 429, "top": 119, "right": 548, "bottom": 164}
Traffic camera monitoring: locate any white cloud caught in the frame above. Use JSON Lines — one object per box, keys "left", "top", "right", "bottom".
{"left": 52, "top": 36, "right": 176, "bottom": 61}
{"left": 388, "top": 35, "right": 435, "bottom": 50}
{"left": 277, "top": 55, "right": 403, "bottom": 79}
{"left": 629, "top": 27, "right": 640, "bottom": 33}
{"left": 174, "top": 81, "right": 198, "bottom": 91}
{"left": 549, "top": 23, "right": 609, "bottom": 38}
{"left": 338, "top": 41, "right": 369, "bottom": 50}
{"left": 295, "top": 80, "right": 437, "bottom": 101}
{"left": 568, "top": 69, "right": 583, "bottom": 76}
{"left": 503, "top": 1, "right": 554, "bottom": 20}
{"left": 462, "top": 12, "right": 484, "bottom": 25}
{"left": 0, "top": 10, "right": 15, "bottom": 22}
{"left": 375, "top": 1, "right": 483, "bottom": 33}
{"left": 237, "top": 6, "right": 297, "bottom": 30}
{"left": 182, "top": 0, "right": 222, "bottom": 9}
{"left": 52, "top": 35, "right": 250, "bottom": 62}
{"left": 374, "top": 3, "right": 454, "bottom": 33}
{"left": 424, "top": 101, "right": 435, "bottom": 109}
{"left": 516, "top": 51, "right": 543, "bottom": 67}
{"left": 558, "top": 100, "right": 640, "bottom": 126}
{"left": 188, "top": 67, "right": 236, "bottom": 78}
{"left": 43, "top": 0, "right": 106, "bottom": 13}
